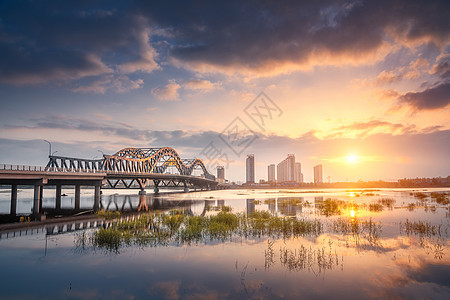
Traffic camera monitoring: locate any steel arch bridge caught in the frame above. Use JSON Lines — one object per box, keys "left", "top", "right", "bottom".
{"left": 45, "top": 147, "right": 216, "bottom": 191}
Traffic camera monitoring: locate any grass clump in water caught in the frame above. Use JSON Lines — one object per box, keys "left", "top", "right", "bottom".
{"left": 92, "top": 228, "right": 122, "bottom": 253}
{"left": 411, "top": 192, "right": 428, "bottom": 200}
{"left": 316, "top": 198, "right": 342, "bottom": 216}
{"left": 97, "top": 210, "right": 120, "bottom": 220}
{"left": 401, "top": 219, "right": 442, "bottom": 237}
{"left": 430, "top": 192, "right": 449, "bottom": 205}
{"left": 368, "top": 203, "right": 383, "bottom": 212}
{"left": 378, "top": 198, "right": 395, "bottom": 209}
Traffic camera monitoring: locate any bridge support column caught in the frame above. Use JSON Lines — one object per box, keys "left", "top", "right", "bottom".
{"left": 93, "top": 185, "right": 101, "bottom": 211}
{"left": 33, "top": 185, "right": 41, "bottom": 215}
{"left": 55, "top": 185, "right": 62, "bottom": 210}
{"left": 183, "top": 181, "right": 189, "bottom": 193}
{"left": 153, "top": 180, "right": 160, "bottom": 194}
{"left": 10, "top": 185, "right": 17, "bottom": 216}
{"left": 75, "top": 185, "right": 81, "bottom": 210}
{"left": 39, "top": 185, "right": 43, "bottom": 212}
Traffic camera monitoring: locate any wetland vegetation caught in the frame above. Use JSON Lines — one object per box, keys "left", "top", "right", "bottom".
{"left": 2, "top": 188, "right": 449, "bottom": 299}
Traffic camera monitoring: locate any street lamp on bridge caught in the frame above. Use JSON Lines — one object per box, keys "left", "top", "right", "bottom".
{"left": 43, "top": 140, "right": 52, "bottom": 157}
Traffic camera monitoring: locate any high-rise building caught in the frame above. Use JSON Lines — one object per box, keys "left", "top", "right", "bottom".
{"left": 314, "top": 164, "right": 323, "bottom": 184}
{"left": 294, "top": 162, "right": 303, "bottom": 183}
{"left": 277, "top": 154, "right": 295, "bottom": 183}
{"left": 246, "top": 154, "right": 255, "bottom": 184}
{"left": 268, "top": 164, "right": 276, "bottom": 182}
{"left": 216, "top": 166, "right": 225, "bottom": 183}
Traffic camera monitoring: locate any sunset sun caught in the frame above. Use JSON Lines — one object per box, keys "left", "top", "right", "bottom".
{"left": 347, "top": 154, "right": 358, "bottom": 164}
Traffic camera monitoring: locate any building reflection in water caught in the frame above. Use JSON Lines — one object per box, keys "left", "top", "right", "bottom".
{"left": 246, "top": 199, "right": 255, "bottom": 215}
{"left": 276, "top": 197, "right": 303, "bottom": 216}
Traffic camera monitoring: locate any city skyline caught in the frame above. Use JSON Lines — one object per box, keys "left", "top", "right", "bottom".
{"left": 0, "top": 1, "right": 449, "bottom": 183}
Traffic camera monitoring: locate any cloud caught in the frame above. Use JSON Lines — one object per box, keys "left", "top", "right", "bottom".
{"left": 430, "top": 53, "right": 450, "bottom": 79}
{"left": 323, "top": 120, "right": 423, "bottom": 138}
{"left": 118, "top": 24, "right": 159, "bottom": 74}
{"left": 0, "top": 49, "right": 111, "bottom": 85}
{"left": 0, "top": 2, "right": 158, "bottom": 86}
{"left": 135, "top": 0, "right": 450, "bottom": 76}
{"left": 375, "top": 70, "right": 399, "bottom": 85}
{"left": 3, "top": 116, "right": 223, "bottom": 149}
{"left": 374, "top": 58, "right": 430, "bottom": 85}
{"left": 1, "top": 0, "right": 448, "bottom": 85}
{"left": 183, "top": 79, "right": 220, "bottom": 91}
{"left": 151, "top": 80, "right": 181, "bottom": 101}
{"left": 398, "top": 82, "right": 450, "bottom": 110}
{"left": 72, "top": 75, "right": 144, "bottom": 94}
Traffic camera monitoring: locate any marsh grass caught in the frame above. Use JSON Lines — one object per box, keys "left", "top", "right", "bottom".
{"left": 378, "top": 198, "right": 395, "bottom": 209}
{"left": 430, "top": 192, "right": 449, "bottom": 205}
{"left": 368, "top": 203, "right": 383, "bottom": 212}
{"left": 264, "top": 199, "right": 276, "bottom": 205}
{"left": 97, "top": 210, "right": 120, "bottom": 220}
{"left": 411, "top": 192, "right": 428, "bottom": 200}
{"left": 278, "top": 244, "right": 342, "bottom": 275}
{"left": 76, "top": 210, "right": 323, "bottom": 252}
{"left": 401, "top": 219, "right": 442, "bottom": 237}
{"left": 206, "top": 205, "right": 232, "bottom": 212}
{"left": 316, "top": 198, "right": 343, "bottom": 216}
{"left": 330, "top": 217, "right": 382, "bottom": 249}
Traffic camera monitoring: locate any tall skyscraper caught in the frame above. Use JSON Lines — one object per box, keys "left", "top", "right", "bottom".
{"left": 268, "top": 164, "right": 276, "bottom": 182}
{"left": 217, "top": 166, "right": 225, "bottom": 179}
{"left": 314, "top": 164, "right": 323, "bottom": 184}
{"left": 294, "top": 162, "right": 303, "bottom": 183}
{"left": 277, "top": 154, "right": 295, "bottom": 182}
{"left": 246, "top": 154, "right": 255, "bottom": 184}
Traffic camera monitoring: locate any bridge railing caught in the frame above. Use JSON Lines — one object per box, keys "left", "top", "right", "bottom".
{"left": 0, "top": 164, "right": 104, "bottom": 173}
{"left": 0, "top": 164, "right": 46, "bottom": 172}
{"left": 0, "top": 164, "right": 215, "bottom": 180}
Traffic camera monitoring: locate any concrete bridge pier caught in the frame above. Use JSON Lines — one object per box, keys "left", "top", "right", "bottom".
{"left": 183, "top": 181, "right": 189, "bottom": 193}
{"left": 55, "top": 185, "right": 62, "bottom": 210}
{"left": 39, "top": 185, "right": 43, "bottom": 212}
{"left": 93, "top": 184, "right": 101, "bottom": 211}
{"left": 75, "top": 185, "right": 81, "bottom": 210}
{"left": 33, "top": 184, "right": 42, "bottom": 215}
{"left": 10, "top": 185, "right": 17, "bottom": 215}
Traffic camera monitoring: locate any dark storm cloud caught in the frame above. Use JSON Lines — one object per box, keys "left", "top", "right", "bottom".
{"left": 0, "top": 0, "right": 156, "bottom": 85}
{"left": 1, "top": 0, "right": 449, "bottom": 85}
{"left": 134, "top": 0, "right": 450, "bottom": 71}
{"left": 399, "top": 82, "right": 450, "bottom": 110}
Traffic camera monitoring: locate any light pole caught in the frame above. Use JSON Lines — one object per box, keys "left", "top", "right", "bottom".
{"left": 43, "top": 140, "right": 51, "bottom": 157}
{"left": 52, "top": 151, "right": 58, "bottom": 156}
{"left": 98, "top": 150, "right": 105, "bottom": 157}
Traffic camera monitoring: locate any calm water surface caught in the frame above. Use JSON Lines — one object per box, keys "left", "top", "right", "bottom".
{"left": 0, "top": 188, "right": 449, "bottom": 299}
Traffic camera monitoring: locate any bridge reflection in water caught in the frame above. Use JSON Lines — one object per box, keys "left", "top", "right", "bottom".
{"left": 100, "top": 192, "right": 219, "bottom": 215}
{"left": 0, "top": 196, "right": 226, "bottom": 239}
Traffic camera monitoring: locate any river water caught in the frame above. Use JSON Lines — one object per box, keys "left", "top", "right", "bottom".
{"left": 0, "top": 188, "right": 449, "bottom": 299}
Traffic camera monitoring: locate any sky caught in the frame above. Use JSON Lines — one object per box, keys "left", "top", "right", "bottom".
{"left": 0, "top": 0, "right": 449, "bottom": 183}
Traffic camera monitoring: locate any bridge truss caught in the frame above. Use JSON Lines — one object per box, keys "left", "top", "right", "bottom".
{"left": 45, "top": 147, "right": 216, "bottom": 191}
